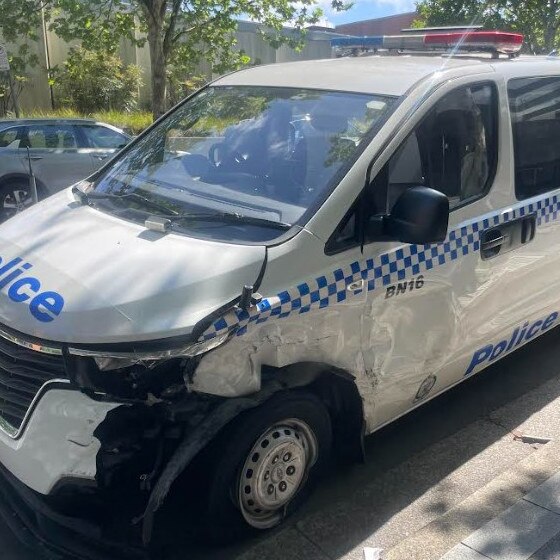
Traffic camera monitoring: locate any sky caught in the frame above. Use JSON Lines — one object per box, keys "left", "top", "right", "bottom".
{"left": 317, "top": 0, "right": 416, "bottom": 27}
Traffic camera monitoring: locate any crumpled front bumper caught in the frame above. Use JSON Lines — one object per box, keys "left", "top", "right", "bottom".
{"left": 0, "top": 387, "right": 150, "bottom": 559}
{"left": 0, "top": 388, "right": 120, "bottom": 496}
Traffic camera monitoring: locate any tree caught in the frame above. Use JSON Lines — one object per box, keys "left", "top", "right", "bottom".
{"left": 0, "top": 0, "right": 348, "bottom": 119}
{"left": 415, "top": 0, "right": 560, "bottom": 54}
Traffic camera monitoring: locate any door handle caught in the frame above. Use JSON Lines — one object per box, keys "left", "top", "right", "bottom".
{"left": 481, "top": 234, "right": 507, "bottom": 252}
{"left": 28, "top": 156, "right": 43, "bottom": 161}
{"left": 94, "top": 155, "right": 109, "bottom": 161}
{"left": 480, "top": 213, "right": 537, "bottom": 260}
{"left": 480, "top": 229, "right": 509, "bottom": 260}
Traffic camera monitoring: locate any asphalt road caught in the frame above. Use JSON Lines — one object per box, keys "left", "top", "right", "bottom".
{"left": 6, "top": 326, "right": 560, "bottom": 560}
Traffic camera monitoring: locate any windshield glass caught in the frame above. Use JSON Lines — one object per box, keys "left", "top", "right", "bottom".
{"left": 90, "top": 86, "right": 397, "bottom": 242}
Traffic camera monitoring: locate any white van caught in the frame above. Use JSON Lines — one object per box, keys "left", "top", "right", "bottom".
{"left": 0, "top": 29, "right": 556, "bottom": 555}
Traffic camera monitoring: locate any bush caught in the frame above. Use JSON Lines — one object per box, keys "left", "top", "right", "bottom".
{"left": 92, "top": 110, "right": 153, "bottom": 135}
{"left": 55, "top": 48, "right": 143, "bottom": 113}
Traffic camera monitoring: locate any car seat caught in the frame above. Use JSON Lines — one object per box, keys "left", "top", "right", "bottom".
{"left": 303, "top": 106, "right": 349, "bottom": 193}
{"left": 424, "top": 110, "right": 466, "bottom": 200}
{"left": 213, "top": 101, "right": 305, "bottom": 201}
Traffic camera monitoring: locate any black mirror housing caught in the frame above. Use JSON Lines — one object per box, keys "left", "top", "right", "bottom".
{"left": 386, "top": 187, "right": 449, "bottom": 244}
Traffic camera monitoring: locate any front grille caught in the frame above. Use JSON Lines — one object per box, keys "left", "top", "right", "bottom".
{"left": 0, "top": 331, "right": 67, "bottom": 432}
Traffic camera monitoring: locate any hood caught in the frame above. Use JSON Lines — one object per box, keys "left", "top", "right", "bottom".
{"left": 0, "top": 189, "right": 266, "bottom": 343}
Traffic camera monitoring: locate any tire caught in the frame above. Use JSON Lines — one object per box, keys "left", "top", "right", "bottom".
{"left": 203, "top": 391, "right": 332, "bottom": 542}
{"left": 0, "top": 179, "right": 35, "bottom": 222}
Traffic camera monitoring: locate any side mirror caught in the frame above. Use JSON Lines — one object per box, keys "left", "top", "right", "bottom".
{"left": 386, "top": 187, "right": 449, "bottom": 244}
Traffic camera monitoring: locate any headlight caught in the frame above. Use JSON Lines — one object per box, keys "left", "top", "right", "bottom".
{"left": 68, "top": 332, "right": 230, "bottom": 372}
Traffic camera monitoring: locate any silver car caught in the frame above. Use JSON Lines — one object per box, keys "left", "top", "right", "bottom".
{"left": 0, "top": 118, "right": 130, "bottom": 221}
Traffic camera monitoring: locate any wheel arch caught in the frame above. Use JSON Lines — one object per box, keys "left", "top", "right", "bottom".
{"left": 141, "top": 362, "right": 365, "bottom": 544}
{"left": 0, "top": 173, "right": 49, "bottom": 199}
{"left": 263, "top": 362, "right": 365, "bottom": 463}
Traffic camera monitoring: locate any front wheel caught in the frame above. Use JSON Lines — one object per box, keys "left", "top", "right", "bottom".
{"left": 204, "top": 391, "right": 332, "bottom": 540}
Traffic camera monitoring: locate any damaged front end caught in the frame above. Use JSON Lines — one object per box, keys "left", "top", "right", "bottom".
{"left": 0, "top": 317, "right": 244, "bottom": 559}
{"left": 0, "top": 308, "right": 288, "bottom": 560}
{"left": 0, "top": 302, "right": 367, "bottom": 560}
{"left": 0, "top": 254, "right": 366, "bottom": 559}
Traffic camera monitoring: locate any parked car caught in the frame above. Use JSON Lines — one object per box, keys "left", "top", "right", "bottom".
{"left": 0, "top": 118, "right": 130, "bottom": 221}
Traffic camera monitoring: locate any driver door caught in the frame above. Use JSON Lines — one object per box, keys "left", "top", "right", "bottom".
{"left": 355, "top": 80, "right": 529, "bottom": 429}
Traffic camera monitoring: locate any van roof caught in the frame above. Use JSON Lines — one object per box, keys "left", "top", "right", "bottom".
{"left": 215, "top": 55, "right": 560, "bottom": 97}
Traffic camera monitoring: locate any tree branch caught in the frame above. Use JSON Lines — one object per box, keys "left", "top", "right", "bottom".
{"left": 163, "top": 0, "right": 182, "bottom": 55}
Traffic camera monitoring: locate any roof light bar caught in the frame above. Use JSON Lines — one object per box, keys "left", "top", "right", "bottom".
{"left": 331, "top": 30, "right": 524, "bottom": 56}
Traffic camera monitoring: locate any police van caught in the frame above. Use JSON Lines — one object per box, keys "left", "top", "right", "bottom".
{"left": 0, "top": 28, "right": 556, "bottom": 555}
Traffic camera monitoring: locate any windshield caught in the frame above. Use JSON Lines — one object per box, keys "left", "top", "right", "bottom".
{"left": 90, "top": 86, "right": 397, "bottom": 242}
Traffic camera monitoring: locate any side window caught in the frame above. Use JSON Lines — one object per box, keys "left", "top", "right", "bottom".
{"left": 81, "top": 125, "right": 128, "bottom": 149}
{"left": 0, "top": 127, "right": 22, "bottom": 148}
{"left": 508, "top": 77, "right": 560, "bottom": 199}
{"left": 26, "top": 125, "right": 79, "bottom": 150}
{"left": 384, "top": 83, "right": 497, "bottom": 212}
{"left": 327, "top": 83, "right": 498, "bottom": 253}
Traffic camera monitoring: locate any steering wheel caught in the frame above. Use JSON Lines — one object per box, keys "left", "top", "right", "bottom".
{"left": 205, "top": 143, "right": 265, "bottom": 195}
{"left": 209, "top": 142, "right": 246, "bottom": 169}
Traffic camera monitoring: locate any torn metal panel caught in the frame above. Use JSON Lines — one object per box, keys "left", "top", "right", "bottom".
{"left": 0, "top": 389, "right": 119, "bottom": 495}
{"left": 192, "top": 305, "right": 377, "bottom": 428}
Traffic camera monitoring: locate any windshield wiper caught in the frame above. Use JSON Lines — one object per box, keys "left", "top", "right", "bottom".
{"left": 72, "top": 186, "right": 179, "bottom": 216}
{"left": 72, "top": 187, "right": 291, "bottom": 231}
{"left": 145, "top": 212, "right": 292, "bottom": 232}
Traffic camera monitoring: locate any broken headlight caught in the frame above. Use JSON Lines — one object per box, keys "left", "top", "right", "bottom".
{"left": 68, "top": 332, "right": 230, "bottom": 372}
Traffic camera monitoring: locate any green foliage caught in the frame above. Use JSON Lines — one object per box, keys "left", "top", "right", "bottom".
{"left": 89, "top": 110, "right": 153, "bottom": 134}
{"left": 0, "top": 1, "right": 42, "bottom": 110}
{"left": 0, "top": 0, "right": 350, "bottom": 116}
{"left": 19, "top": 108, "right": 153, "bottom": 135}
{"left": 54, "top": 48, "right": 143, "bottom": 113}
{"left": 166, "top": 67, "right": 207, "bottom": 108}
{"left": 415, "top": 0, "right": 560, "bottom": 53}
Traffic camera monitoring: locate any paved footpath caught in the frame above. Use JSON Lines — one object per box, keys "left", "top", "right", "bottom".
{"left": 442, "top": 468, "right": 560, "bottom": 560}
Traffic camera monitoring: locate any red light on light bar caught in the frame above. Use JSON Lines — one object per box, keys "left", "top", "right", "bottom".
{"left": 424, "top": 31, "right": 524, "bottom": 54}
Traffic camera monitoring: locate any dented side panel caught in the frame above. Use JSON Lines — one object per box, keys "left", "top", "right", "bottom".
{"left": 195, "top": 76, "right": 560, "bottom": 435}
{"left": 192, "top": 232, "right": 373, "bottom": 420}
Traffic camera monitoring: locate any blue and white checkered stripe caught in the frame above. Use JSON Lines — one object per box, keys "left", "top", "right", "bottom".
{"left": 201, "top": 193, "right": 560, "bottom": 341}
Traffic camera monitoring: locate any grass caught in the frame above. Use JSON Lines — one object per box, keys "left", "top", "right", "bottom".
{"left": 15, "top": 108, "right": 153, "bottom": 135}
